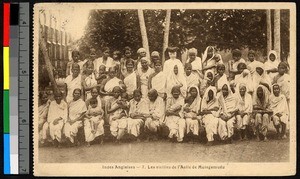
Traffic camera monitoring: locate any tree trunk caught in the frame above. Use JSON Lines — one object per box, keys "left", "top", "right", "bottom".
{"left": 266, "top": 9, "right": 272, "bottom": 55}
{"left": 162, "top": 9, "right": 171, "bottom": 65}
{"left": 274, "top": 9, "right": 281, "bottom": 61}
{"left": 137, "top": 9, "right": 150, "bottom": 61}
{"left": 39, "top": 26, "right": 59, "bottom": 93}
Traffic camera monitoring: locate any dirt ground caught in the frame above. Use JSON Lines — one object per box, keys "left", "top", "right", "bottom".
{"left": 39, "top": 136, "right": 289, "bottom": 163}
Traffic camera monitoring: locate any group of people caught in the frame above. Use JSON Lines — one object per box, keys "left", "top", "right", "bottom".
{"left": 39, "top": 46, "right": 290, "bottom": 147}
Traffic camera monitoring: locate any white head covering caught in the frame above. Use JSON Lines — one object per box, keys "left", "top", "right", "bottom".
{"left": 188, "top": 48, "right": 198, "bottom": 55}
{"left": 137, "top": 48, "right": 146, "bottom": 54}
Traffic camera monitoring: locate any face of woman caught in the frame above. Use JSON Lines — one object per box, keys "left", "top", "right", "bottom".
{"left": 41, "top": 94, "right": 48, "bottom": 104}
{"left": 108, "top": 68, "right": 116, "bottom": 78}
{"left": 185, "top": 66, "right": 192, "bottom": 76}
{"left": 269, "top": 54, "right": 276, "bottom": 61}
{"left": 256, "top": 67, "right": 264, "bottom": 76}
{"left": 148, "top": 93, "right": 157, "bottom": 102}
{"left": 207, "top": 48, "right": 213, "bottom": 58}
{"left": 217, "top": 66, "right": 225, "bottom": 76}
{"left": 72, "top": 65, "right": 80, "bottom": 77}
{"left": 154, "top": 63, "right": 162, "bottom": 72}
{"left": 168, "top": 52, "right": 177, "bottom": 59}
{"left": 54, "top": 94, "right": 62, "bottom": 104}
{"left": 222, "top": 85, "right": 229, "bottom": 97}
{"left": 189, "top": 53, "right": 196, "bottom": 61}
{"left": 190, "top": 88, "right": 198, "bottom": 98}
{"left": 126, "top": 62, "right": 134, "bottom": 72}
{"left": 125, "top": 50, "right": 131, "bottom": 58}
{"left": 103, "top": 50, "right": 110, "bottom": 58}
{"left": 237, "top": 64, "right": 247, "bottom": 74}
{"left": 113, "top": 88, "right": 121, "bottom": 99}
{"left": 257, "top": 87, "right": 263, "bottom": 99}
{"left": 248, "top": 53, "right": 255, "bottom": 62}
{"left": 91, "top": 88, "right": 98, "bottom": 98}
{"left": 113, "top": 53, "right": 119, "bottom": 60}
{"left": 134, "top": 92, "right": 142, "bottom": 102}
{"left": 174, "top": 66, "right": 179, "bottom": 75}
{"left": 207, "top": 72, "right": 213, "bottom": 81}
{"left": 239, "top": 86, "right": 246, "bottom": 97}
{"left": 140, "top": 51, "right": 146, "bottom": 57}
{"left": 273, "top": 85, "right": 280, "bottom": 97}
{"left": 73, "top": 89, "right": 81, "bottom": 101}
{"left": 141, "top": 60, "right": 148, "bottom": 69}
{"left": 87, "top": 65, "right": 94, "bottom": 75}
{"left": 278, "top": 64, "right": 286, "bottom": 75}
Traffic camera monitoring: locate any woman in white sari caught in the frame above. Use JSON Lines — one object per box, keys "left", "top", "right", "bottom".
{"left": 218, "top": 84, "right": 238, "bottom": 143}
{"left": 235, "top": 83, "right": 253, "bottom": 140}
{"left": 265, "top": 50, "right": 280, "bottom": 82}
{"left": 183, "top": 85, "right": 201, "bottom": 142}
{"left": 252, "top": 63, "right": 272, "bottom": 93}
{"left": 269, "top": 84, "right": 289, "bottom": 139}
{"left": 82, "top": 61, "right": 98, "bottom": 100}
{"left": 272, "top": 62, "right": 290, "bottom": 105}
{"left": 149, "top": 60, "right": 167, "bottom": 100}
{"left": 165, "top": 86, "right": 186, "bottom": 143}
{"left": 214, "top": 64, "right": 229, "bottom": 94}
{"left": 199, "top": 69, "right": 214, "bottom": 98}
{"left": 123, "top": 59, "right": 140, "bottom": 100}
{"left": 233, "top": 63, "right": 254, "bottom": 94}
{"left": 42, "top": 91, "right": 68, "bottom": 147}
{"left": 185, "top": 48, "right": 203, "bottom": 78}
{"left": 166, "top": 65, "right": 187, "bottom": 98}
{"left": 199, "top": 86, "right": 220, "bottom": 145}
{"left": 65, "top": 63, "right": 82, "bottom": 103}
{"left": 202, "top": 46, "right": 223, "bottom": 74}
{"left": 39, "top": 92, "right": 51, "bottom": 143}
{"left": 64, "top": 89, "right": 87, "bottom": 145}
{"left": 185, "top": 63, "right": 200, "bottom": 88}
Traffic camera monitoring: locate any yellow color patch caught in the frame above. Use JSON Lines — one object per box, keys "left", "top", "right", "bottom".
{"left": 3, "top": 47, "right": 9, "bottom": 90}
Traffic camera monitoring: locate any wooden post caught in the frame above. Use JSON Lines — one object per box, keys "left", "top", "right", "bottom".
{"left": 266, "top": 9, "right": 272, "bottom": 54}
{"left": 137, "top": 9, "right": 150, "bottom": 61}
{"left": 274, "top": 9, "right": 281, "bottom": 61}
{"left": 162, "top": 9, "right": 171, "bottom": 65}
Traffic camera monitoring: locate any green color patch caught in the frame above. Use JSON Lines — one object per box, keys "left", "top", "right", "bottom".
{"left": 3, "top": 90, "right": 9, "bottom": 133}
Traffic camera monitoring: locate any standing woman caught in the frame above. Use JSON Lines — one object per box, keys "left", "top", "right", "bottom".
{"left": 82, "top": 61, "right": 98, "bottom": 100}
{"left": 65, "top": 63, "right": 82, "bottom": 103}
{"left": 185, "top": 48, "right": 203, "bottom": 78}
{"left": 136, "top": 48, "right": 147, "bottom": 71}
{"left": 265, "top": 50, "right": 280, "bottom": 82}
{"left": 148, "top": 60, "right": 167, "bottom": 100}
{"left": 202, "top": 46, "right": 223, "bottom": 74}
{"left": 269, "top": 84, "right": 289, "bottom": 139}
{"left": 252, "top": 85, "right": 272, "bottom": 141}
{"left": 235, "top": 84, "right": 253, "bottom": 140}
{"left": 166, "top": 65, "right": 187, "bottom": 99}
{"left": 199, "top": 69, "right": 215, "bottom": 98}
{"left": 183, "top": 86, "right": 201, "bottom": 142}
{"left": 138, "top": 57, "right": 154, "bottom": 99}
{"left": 199, "top": 86, "right": 220, "bottom": 145}
{"left": 165, "top": 86, "right": 186, "bottom": 143}
{"left": 95, "top": 47, "right": 115, "bottom": 73}
{"left": 252, "top": 63, "right": 271, "bottom": 92}
{"left": 218, "top": 84, "right": 238, "bottom": 143}
{"left": 123, "top": 59, "right": 140, "bottom": 100}
{"left": 272, "top": 62, "right": 290, "bottom": 106}
{"left": 64, "top": 89, "right": 87, "bottom": 145}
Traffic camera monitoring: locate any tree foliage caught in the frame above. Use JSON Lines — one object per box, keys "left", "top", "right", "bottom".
{"left": 78, "top": 9, "right": 289, "bottom": 58}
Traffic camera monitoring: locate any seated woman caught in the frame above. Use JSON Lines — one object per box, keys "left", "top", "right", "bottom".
{"left": 127, "top": 89, "right": 149, "bottom": 141}
{"left": 84, "top": 89, "right": 104, "bottom": 146}
{"left": 218, "top": 84, "right": 238, "bottom": 143}
{"left": 166, "top": 65, "right": 187, "bottom": 98}
{"left": 123, "top": 59, "right": 140, "bottom": 100}
{"left": 148, "top": 60, "right": 167, "bottom": 100}
{"left": 199, "top": 86, "right": 219, "bottom": 145}
{"left": 82, "top": 61, "right": 98, "bottom": 100}
{"left": 64, "top": 88, "right": 87, "bottom": 146}
{"left": 235, "top": 84, "right": 253, "bottom": 140}
{"left": 269, "top": 84, "right": 289, "bottom": 139}
{"left": 42, "top": 91, "right": 68, "bottom": 147}
{"left": 106, "top": 86, "right": 128, "bottom": 142}
{"left": 145, "top": 89, "right": 165, "bottom": 140}
{"left": 137, "top": 57, "right": 154, "bottom": 99}
{"left": 39, "top": 92, "right": 51, "bottom": 144}
{"left": 165, "top": 86, "right": 186, "bottom": 143}
{"left": 183, "top": 86, "right": 201, "bottom": 143}
{"left": 253, "top": 85, "right": 272, "bottom": 141}
{"left": 202, "top": 46, "right": 223, "bottom": 74}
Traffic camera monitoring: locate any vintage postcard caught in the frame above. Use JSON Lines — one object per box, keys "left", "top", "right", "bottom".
{"left": 33, "top": 2, "right": 296, "bottom": 176}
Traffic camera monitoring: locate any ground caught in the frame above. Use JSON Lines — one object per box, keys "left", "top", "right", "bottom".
{"left": 39, "top": 136, "right": 289, "bottom": 163}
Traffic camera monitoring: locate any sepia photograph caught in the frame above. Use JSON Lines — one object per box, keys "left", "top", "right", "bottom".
{"left": 33, "top": 2, "right": 296, "bottom": 176}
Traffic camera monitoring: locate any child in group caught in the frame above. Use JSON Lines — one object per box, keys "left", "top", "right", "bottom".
{"left": 269, "top": 84, "right": 289, "bottom": 139}
{"left": 185, "top": 63, "right": 200, "bottom": 88}
{"left": 84, "top": 98, "right": 104, "bottom": 147}
{"left": 165, "top": 86, "right": 186, "bottom": 143}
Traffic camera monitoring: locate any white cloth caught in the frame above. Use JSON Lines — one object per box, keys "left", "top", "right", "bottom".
{"left": 65, "top": 74, "right": 82, "bottom": 102}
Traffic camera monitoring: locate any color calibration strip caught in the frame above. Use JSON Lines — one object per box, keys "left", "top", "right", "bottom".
{"left": 3, "top": 2, "right": 11, "bottom": 174}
